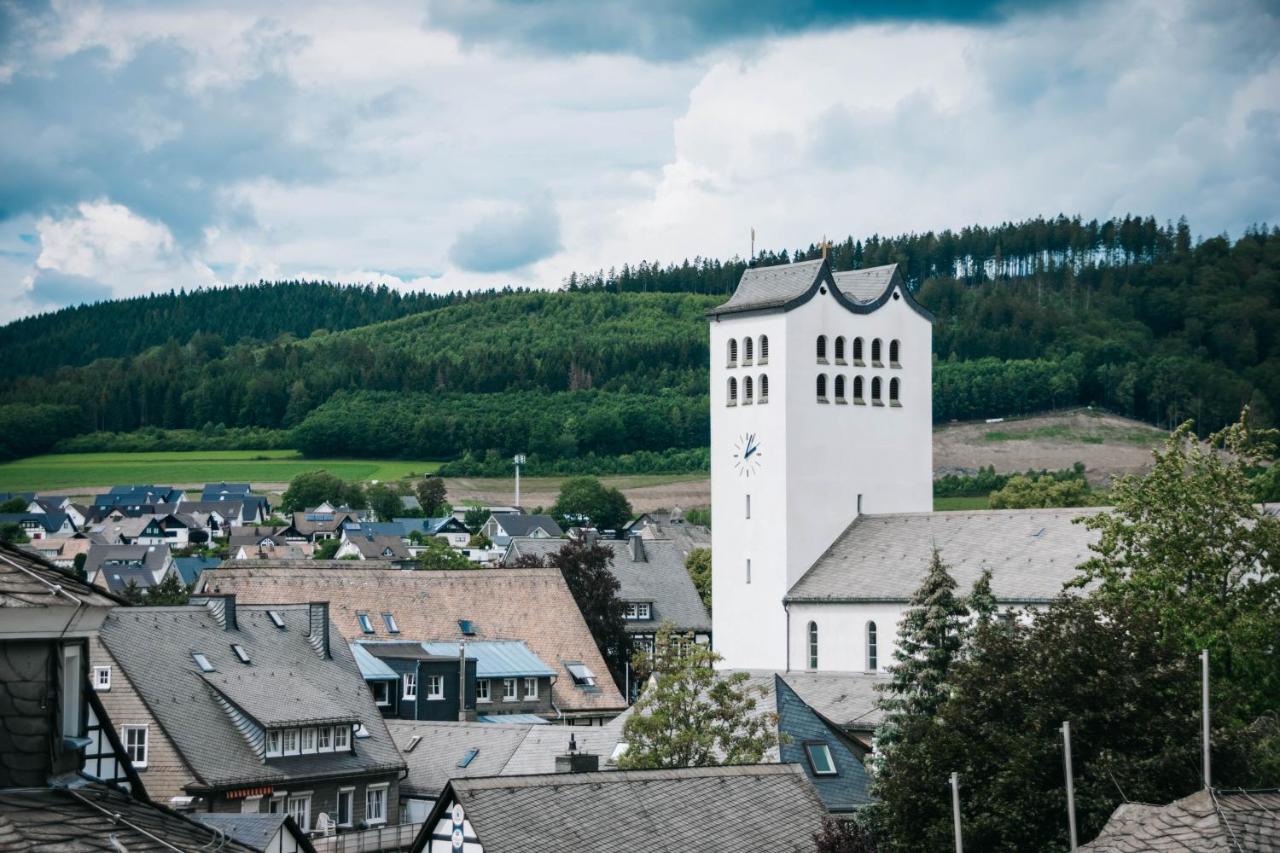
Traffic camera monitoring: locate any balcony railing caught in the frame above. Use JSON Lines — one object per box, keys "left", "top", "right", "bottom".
{"left": 310, "top": 822, "right": 423, "bottom": 853}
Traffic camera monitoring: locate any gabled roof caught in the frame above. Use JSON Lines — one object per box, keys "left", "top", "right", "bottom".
{"left": 344, "top": 533, "right": 411, "bottom": 560}
{"left": 195, "top": 565, "right": 626, "bottom": 714}
{"left": 389, "top": 720, "right": 535, "bottom": 798}
{"left": 775, "top": 677, "right": 872, "bottom": 812}
{"left": 173, "top": 556, "right": 222, "bottom": 585}
{"left": 488, "top": 513, "right": 563, "bottom": 538}
{"left": 786, "top": 508, "right": 1103, "bottom": 604}
{"left": 0, "top": 541, "right": 122, "bottom": 608}
{"left": 0, "top": 511, "right": 72, "bottom": 533}
{"left": 396, "top": 516, "right": 469, "bottom": 535}
{"left": 708, "top": 257, "right": 932, "bottom": 320}
{"left": 0, "top": 782, "right": 259, "bottom": 852}
{"left": 98, "top": 602, "right": 405, "bottom": 789}
{"left": 1081, "top": 788, "right": 1280, "bottom": 852}
{"left": 411, "top": 764, "right": 828, "bottom": 853}
{"left": 193, "top": 812, "right": 316, "bottom": 852}
{"left": 83, "top": 543, "right": 169, "bottom": 578}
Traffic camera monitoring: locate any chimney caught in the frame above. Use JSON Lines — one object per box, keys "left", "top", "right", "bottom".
{"left": 308, "top": 602, "right": 330, "bottom": 659}
{"left": 190, "top": 593, "right": 236, "bottom": 630}
{"left": 555, "top": 735, "right": 599, "bottom": 773}
{"left": 627, "top": 534, "right": 646, "bottom": 563}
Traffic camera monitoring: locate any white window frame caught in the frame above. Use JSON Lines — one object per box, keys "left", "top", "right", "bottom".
{"left": 403, "top": 672, "right": 417, "bottom": 701}
{"left": 357, "top": 613, "right": 374, "bottom": 633}
{"left": 336, "top": 787, "right": 355, "bottom": 827}
{"left": 365, "top": 784, "right": 388, "bottom": 826}
{"left": 333, "top": 725, "right": 350, "bottom": 751}
{"left": 287, "top": 792, "right": 312, "bottom": 831}
{"left": 62, "top": 645, "right": 83, "bottom": 738}
{"left": 426, "top": 674, "right": 444, "bottom": 700}
{"left": 524, "top": 677, "right": 538, "bottom": 700}
{"left": 503, "top": 678, "right": 518, "bottom": 701}
{"left": 122, "top": 724, "right": 148, "bottom": 769}
{"left": 317, "top": 726, "right": 332, "bottom": 752}
{"left": 266, "top": 729, "right": 282, "bottom": 757}
{"left": 93, "top": 665, "right": 112, "bottom": 692}
{"left": 301, "top": 727, "right": 317, "bottom": 754}
{"left": 269, "top": 794, "right": 288, "bottom": 814}
{"left": 476, "top": 678, "right": 491, "bottom": 703}
{"left": 282, "top": 728, "right": 300, "bottom": 756}
{"left": 382, "top": 612, "right": 400, "bottom": 633}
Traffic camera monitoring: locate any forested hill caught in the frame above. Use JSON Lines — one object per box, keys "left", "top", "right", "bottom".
{"left": 0, "top": 214, "right": 1277, "bottom": 468}
{"left": 0, "top": 281, "right": 518, "bottom": 377}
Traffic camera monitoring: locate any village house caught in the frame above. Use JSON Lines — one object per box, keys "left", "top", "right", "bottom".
{"left": 624, "top": 508, "right": 711, "bottom": 557}
{"left": 195, "top": 563, "right": 628, "bottom": 725}
{"left": 292, "top": 504, "right": 362, "bottom": 542}
{"left": 82, "top": 543, "right": 176, "bottom": 595}
{"left": 334, "top": 532, "right": 415, "bottom": 567}
{"left": 20, "top": 535, "right": 93, "bottom": 569}
{"left": 234, "top": 542, "right": 317, "bottom": 561}
{"left": 480, "top": 513, "right": 563, "bottom": 546}
{"left": 396, "top": 516, "right": 472, "bottom": 549}
{"left": 90, "top": 593, "right": 407, "bottom": 836}
{"left": 90, "top": 485, "right": 185, "bottom": 513}
{"left": 0, "top": 510, "right": 77, "bottom": 540}
{"left": 201, "top": 482, "right": 271, "bottom": 522}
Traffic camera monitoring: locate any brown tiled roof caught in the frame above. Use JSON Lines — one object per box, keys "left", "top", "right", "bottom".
{"left": 196, "top": 564, "right": 626, "bottom": 714}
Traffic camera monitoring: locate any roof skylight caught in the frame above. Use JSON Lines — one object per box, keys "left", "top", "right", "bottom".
{"left": 267, "top": 610, "right": 286, "bottom": 629}
{"left": 567, "top": 663, "right": 596, "bottom": 687}
{"left": 458, "top": 619, "right": 476, "bottom": 636}
{"left": 192, "top": 652, "right": 215, "bottom": 673}
{"left": 231, "top": 644, "right": 251, "bottom": 664}
{"left": 804, "top": 742, "right": 837, "bottom": 776}
{"left": 458, "top": 748, "right": 480, "bottom": 768}
{"left": 405, "top": 735, "right": 422, "bottom": 753}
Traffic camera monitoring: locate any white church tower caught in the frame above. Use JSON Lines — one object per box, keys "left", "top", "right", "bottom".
{"left": 708, "top": 256, "right": 934, "bottom": 670}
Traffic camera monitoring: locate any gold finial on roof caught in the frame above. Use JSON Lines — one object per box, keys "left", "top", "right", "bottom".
{"left": 819, "top": 235, "right": 832, "bottom": 260}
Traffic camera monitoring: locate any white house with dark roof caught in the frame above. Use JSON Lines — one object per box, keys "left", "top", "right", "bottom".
{"left": 709, "top": 257, "right": 1101, "bottom": 672}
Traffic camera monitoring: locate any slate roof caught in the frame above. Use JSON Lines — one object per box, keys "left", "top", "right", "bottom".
{"left": 412, "top": 764, "right": 828, "bottom": 853}
{"left": 488, "top": 513, "right": 563, "bottom": 538}
{"left": 0, "top": 511, "right": 73, "bottom": 533}
{"left": 389, "top": 720, "right": 535, "bottom": 797}
{"left": 762, "top": 670, "right": 889, "bottom": 732}
{"left": 195, "top": 564, "right": 627, "bottom": 714}
{"left": 775, "top": 677, "right": 872, "bottom": 811}
{"left": 0, "top": 781, "right": 258, "bottom": 851}
{"left": 0, "top": 541, "right": 121, "bottom": 608}
{"left": 180, "top": 499, "right": 244, "bottom": 516}
{"left": 1080, "top": 788, "right": 1280, "bottom": 852}
{"left": 786, "top": 508, "right": 1103, "bottom": 603}
{"left": 84, "top": 544, "right": 170, "bottom": 591}
{"left": 98, "top": 601, "right": 405, "bottom": 790}
{"left": 193, "top": 812, "right": 313, "bottom": 851}
{"left": 201, "top": 482, "right": 252, "bottom": 498}
{"left": 343, "top": 533, "right": 411, "bottom": 560}
{"left": 173, "top": 555, "right": 222, "bottom": 585}
{"left": 502, "top": 537, "right": 711, "bottom": 634}
{"left": 350, "top": 643, "right": 401, "bottom": 680}
{"left": 831, "top": 265, "right": 900, "bottom": 302}
{"left": 708, "top": 257, "right": 925, "bottom": 321}
{"left": 396, "top": 516, "right": 469, "bottom": 535}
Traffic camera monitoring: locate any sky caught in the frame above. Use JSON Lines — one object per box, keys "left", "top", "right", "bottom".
{"left": 0, "top": 0, "right": 1277, "bottom": 323}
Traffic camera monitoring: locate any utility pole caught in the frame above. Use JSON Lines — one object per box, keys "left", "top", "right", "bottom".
{"left": 513, "top": 454, "right": 526, "bottom": 508}
{"left": 950, "top": 772, "right": 964, "bottom": 853}
{"left": 1062, "top": 722, "right": 1078, "bottom": 850}
{"left": 1202, "top": 649, "right": 1211, "bottom": 789}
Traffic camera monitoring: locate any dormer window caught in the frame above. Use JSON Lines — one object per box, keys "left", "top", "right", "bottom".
{"left": 192, "top": 652, "right": 215, "bottom": 673}
{"left": 383, "top": 613, "right": 400, "bottom": 633}
{"left": 357, "top": 612, "right": 374, "bottom": 634}
{"left": 334, "top": 726, "right": 350, "bottom": 750}
{"left": 231, "top": 644, "right": 251, "bottom": 664}
{"left": 567, "top": 663, "right": 597, "bottom": 687}
{"left": 266, "top": 729, "right": 283, "bottom": 757}
{"left": 623, "top": 602, "right": 652, "bottom": 620}
{"left": 267, "top": 610, "right": 286, "bottom": 629}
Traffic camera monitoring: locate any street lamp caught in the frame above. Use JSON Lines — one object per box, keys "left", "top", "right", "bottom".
{"left": 513, "top": 454, "right": 526, "bottom": 508}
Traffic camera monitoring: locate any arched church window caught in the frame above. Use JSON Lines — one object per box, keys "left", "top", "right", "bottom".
{"left": 816, "top": 374, "right": 828, "bottom": 401}
{"left": 853, "top": 337, "right": 864, "bottom": 363}
{"left": 816, "top": 335, "right": 827, "bottom": 362}
{"left": 727, "top": 338, "right": 738, "bottom": 366}
{"left": 834, "top": 375, "right": 846, "bottom": 401}
{"left": 871, "top": 338, "right": 882, "bottom": 364}
{"left": 744, "top": 375, "right": 754, "bottom": 402}
{"left": 889, "top": 339, "right": 900, "bottom": 365}
{"left": 743, "top": 337, "right": 754, "bottom": 364}
{"left": 759, "top": 374, "right": 769, "bottom": 403}
{"left": 853, "top": 375, "right": 864, "bottom": 403}
{"left": 728, "top": 377, "right": 738, "bottom": 405}
{"left": 834, "top": 336, "right": 846, "bottom": 362}
{"left": 807, "top": 622, "right": 818, "bottom": 670}
{"left": 759, "top": 335, "right": 769, "bottom": 363}
{"left": 866, "top": 621, "right": 878, "bottom": 671}
{"left": 871, "top": 376, "right": 882, "bottom": 403}
{"left": 890, "top": 378, "right": 900, "bottom": 404}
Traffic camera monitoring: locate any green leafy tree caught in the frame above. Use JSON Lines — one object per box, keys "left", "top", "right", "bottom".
{"left": 683, "top": 507, "right": 711, "bottom": 528}
{"left": 618, "top": 623, "right": 777, "bottom": 769}
{"left": 468, "top": 531, "right": 492, "bottom": 549}
{"left": 0, "top": 496, "right": 28, "bottom": 512}
{"left": 314, "top": 539, "right": 341, "bottom": 560}
{"left": 550, "top": 476, "right": 632, "bottom": 531}
{"left": 0, "top": 522, "right": 28, "bottom": 544}
{"left": 120, "top": 579, "right": 144, "bottom": 605}
{"left": 280, "top": 470, "right": 366, "bottom": 512}
{"left": 415, "top": 476, "right": 449, "bottom": 516}
{"left": 145, "top": 573, "right": 192, "bottom": 606}
{"left": 463, "top": 505, "right": 489, "bottom": 531}
{"left": 685, "top": 547, "right": 711, "bottom": 612}
{"left": 546, "top": 540, "right": 631, "bottom": 687}
{"left": 989, "top": 474, "right": 1092, "bottom": 508}
{"left": 366, "top": 483, "right": 402, "bottom": 522}
{"left": 416, "top": 537, "right": 473, "bottom": 571}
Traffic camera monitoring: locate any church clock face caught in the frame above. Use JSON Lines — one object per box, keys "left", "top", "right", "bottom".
{"left": 733, "top": 432, "right": 763, "bottom": 477}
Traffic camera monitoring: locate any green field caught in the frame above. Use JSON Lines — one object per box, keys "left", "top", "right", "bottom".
{"left": 0, "top": 450, "right": 442, "bottom": 493}
{"left": 933, "top": 495, "right": 992, "bottom": 511}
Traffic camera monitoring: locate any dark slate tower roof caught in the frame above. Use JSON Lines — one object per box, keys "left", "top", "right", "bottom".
{"left": 708, "top": 257, "right": 932, "bottom": 320}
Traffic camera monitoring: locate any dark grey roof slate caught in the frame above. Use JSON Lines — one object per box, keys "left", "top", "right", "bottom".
{"left": 1080, "top": 788, "right": 1280, "bottom": 852}
{"left": 0, "top": 541, "right": 121, "bottom": 608}
{"left": 708, "top": 257, "right": 926, "bottom": 320}
{"left": 193, "top": 812, "right": 307, "bottom": 851}
{"left": 389, "top": 720, "right": 532, "bottom": 797}
{"left": 832, "top": 265, "right": 899, "bottom": 302}
{"left": 711, "top": 258, "right": 826, "bottom": 314}
{"left": 0, "top": 781, "right": 258, "bottom": 851}
{"left": 787, "top": 508, "right": 1102, "bottom": 603}
{"left": 0, "top": 511, "right": 72, "bottom": 533}
{"left": 489, "top": 514, "right": 563, "bottom": 538}
{"left": 418, "top": 764, "right": 826, "bottom": 853}
{"left": 99, "top": 603, "right": 404, "bottom": 790}
{"left": 775, "top": 677, "right": 872, "bottom": 811}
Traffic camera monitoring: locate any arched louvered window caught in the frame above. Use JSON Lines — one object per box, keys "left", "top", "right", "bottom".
{"left": 816, "top": 335, "right": 827, "bottom": 362}
{"left": 728, "top": 377, "right": 738, "bottom": 405}
{"left": 808, "top": 622, "right": 819, "bottom": 670}
{"left": 872, "top": 376, "right": 882, "bottom": 402}
{"left": 759, "top": 374, "right": 769, "bottom": 402}
{"left": 853, "top": 337, "right": 864, "bottom": 362}
{"left": 816, "top": 374, "right": 828, "bottom": 400}
{"left": 759, "top": 335, "right": 769, "bottom": 363}
{"left": 744, "top": 375, "right": 754, "bottom": 402}
{"left": 866, "top": 621, "right": 878, "bottom": 671}
{"left": 871, "top": 338, "right": 882, "bottom": 364}
{"left": 890, "top": 377, "right": 900, "bottom": 404}
{"left": 727, "top": 338, "right": 738, "bottom": 366}
{"left": 743, "top": 336, "right": 754, "bottom": 364}
{"left": 854, "top": 375, "right": 864, "bottom": 402}
{"left": 889, "top": 339, "right": 900, "bottom": 364}
{"left": 834, "top": 375, "right": 846, "bottom": 401}
{"left": 834, "top": 336, "right": 846, "bottom": 362}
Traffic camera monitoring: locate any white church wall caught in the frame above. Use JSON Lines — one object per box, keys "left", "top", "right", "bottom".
{"left": 787, "top": 601, "right": 905, "bottom": 673}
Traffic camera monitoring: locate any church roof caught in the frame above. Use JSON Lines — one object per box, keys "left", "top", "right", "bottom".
{"left": 708, "top": 258, "right": 931, "bottom": 320}
{"left": 786, "top": 508, "right": 1103, "bottom": 604}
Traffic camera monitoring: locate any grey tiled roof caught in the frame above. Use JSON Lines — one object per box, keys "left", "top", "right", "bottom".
{"left": 737, "top": 670, "right": 888, "bottom": 731}
{"left": 192, "top": 812, "right": 303, "bottom": 850}
{"left": 389, "top": 720, "right": 534, "bottom": 797}
{"left": 489, "top": 514, "right": 563, "bottom": 538}
{"left": 83, "top": 543, "right": 169, "bottom": 579}
{"left": 419, "top": 764, "right": 827, "bottom": 853}
{"left": 710, "top": 258, "right": 826, "bottom": 315}
{"left": 1080, "top": 788, "right": 1280, "bottom": 852}
{"left": 0, "top": 541, "right": 121, "bottom": 608}
{"left": 786, "top": 508, "right": 1103, "bottom": 603}
{"left": 0, "top": 782, "right": 258, "bottom": 851}
{"left": 99, "top": 602, "right": 405, "bottom": 790}
{"left": 832, "top": 265, "right": 899, "bottom": 302}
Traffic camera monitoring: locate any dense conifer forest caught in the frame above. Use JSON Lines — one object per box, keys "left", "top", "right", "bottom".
{"left": 1, "top": 214, "right": 1276, "bottom": 466}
